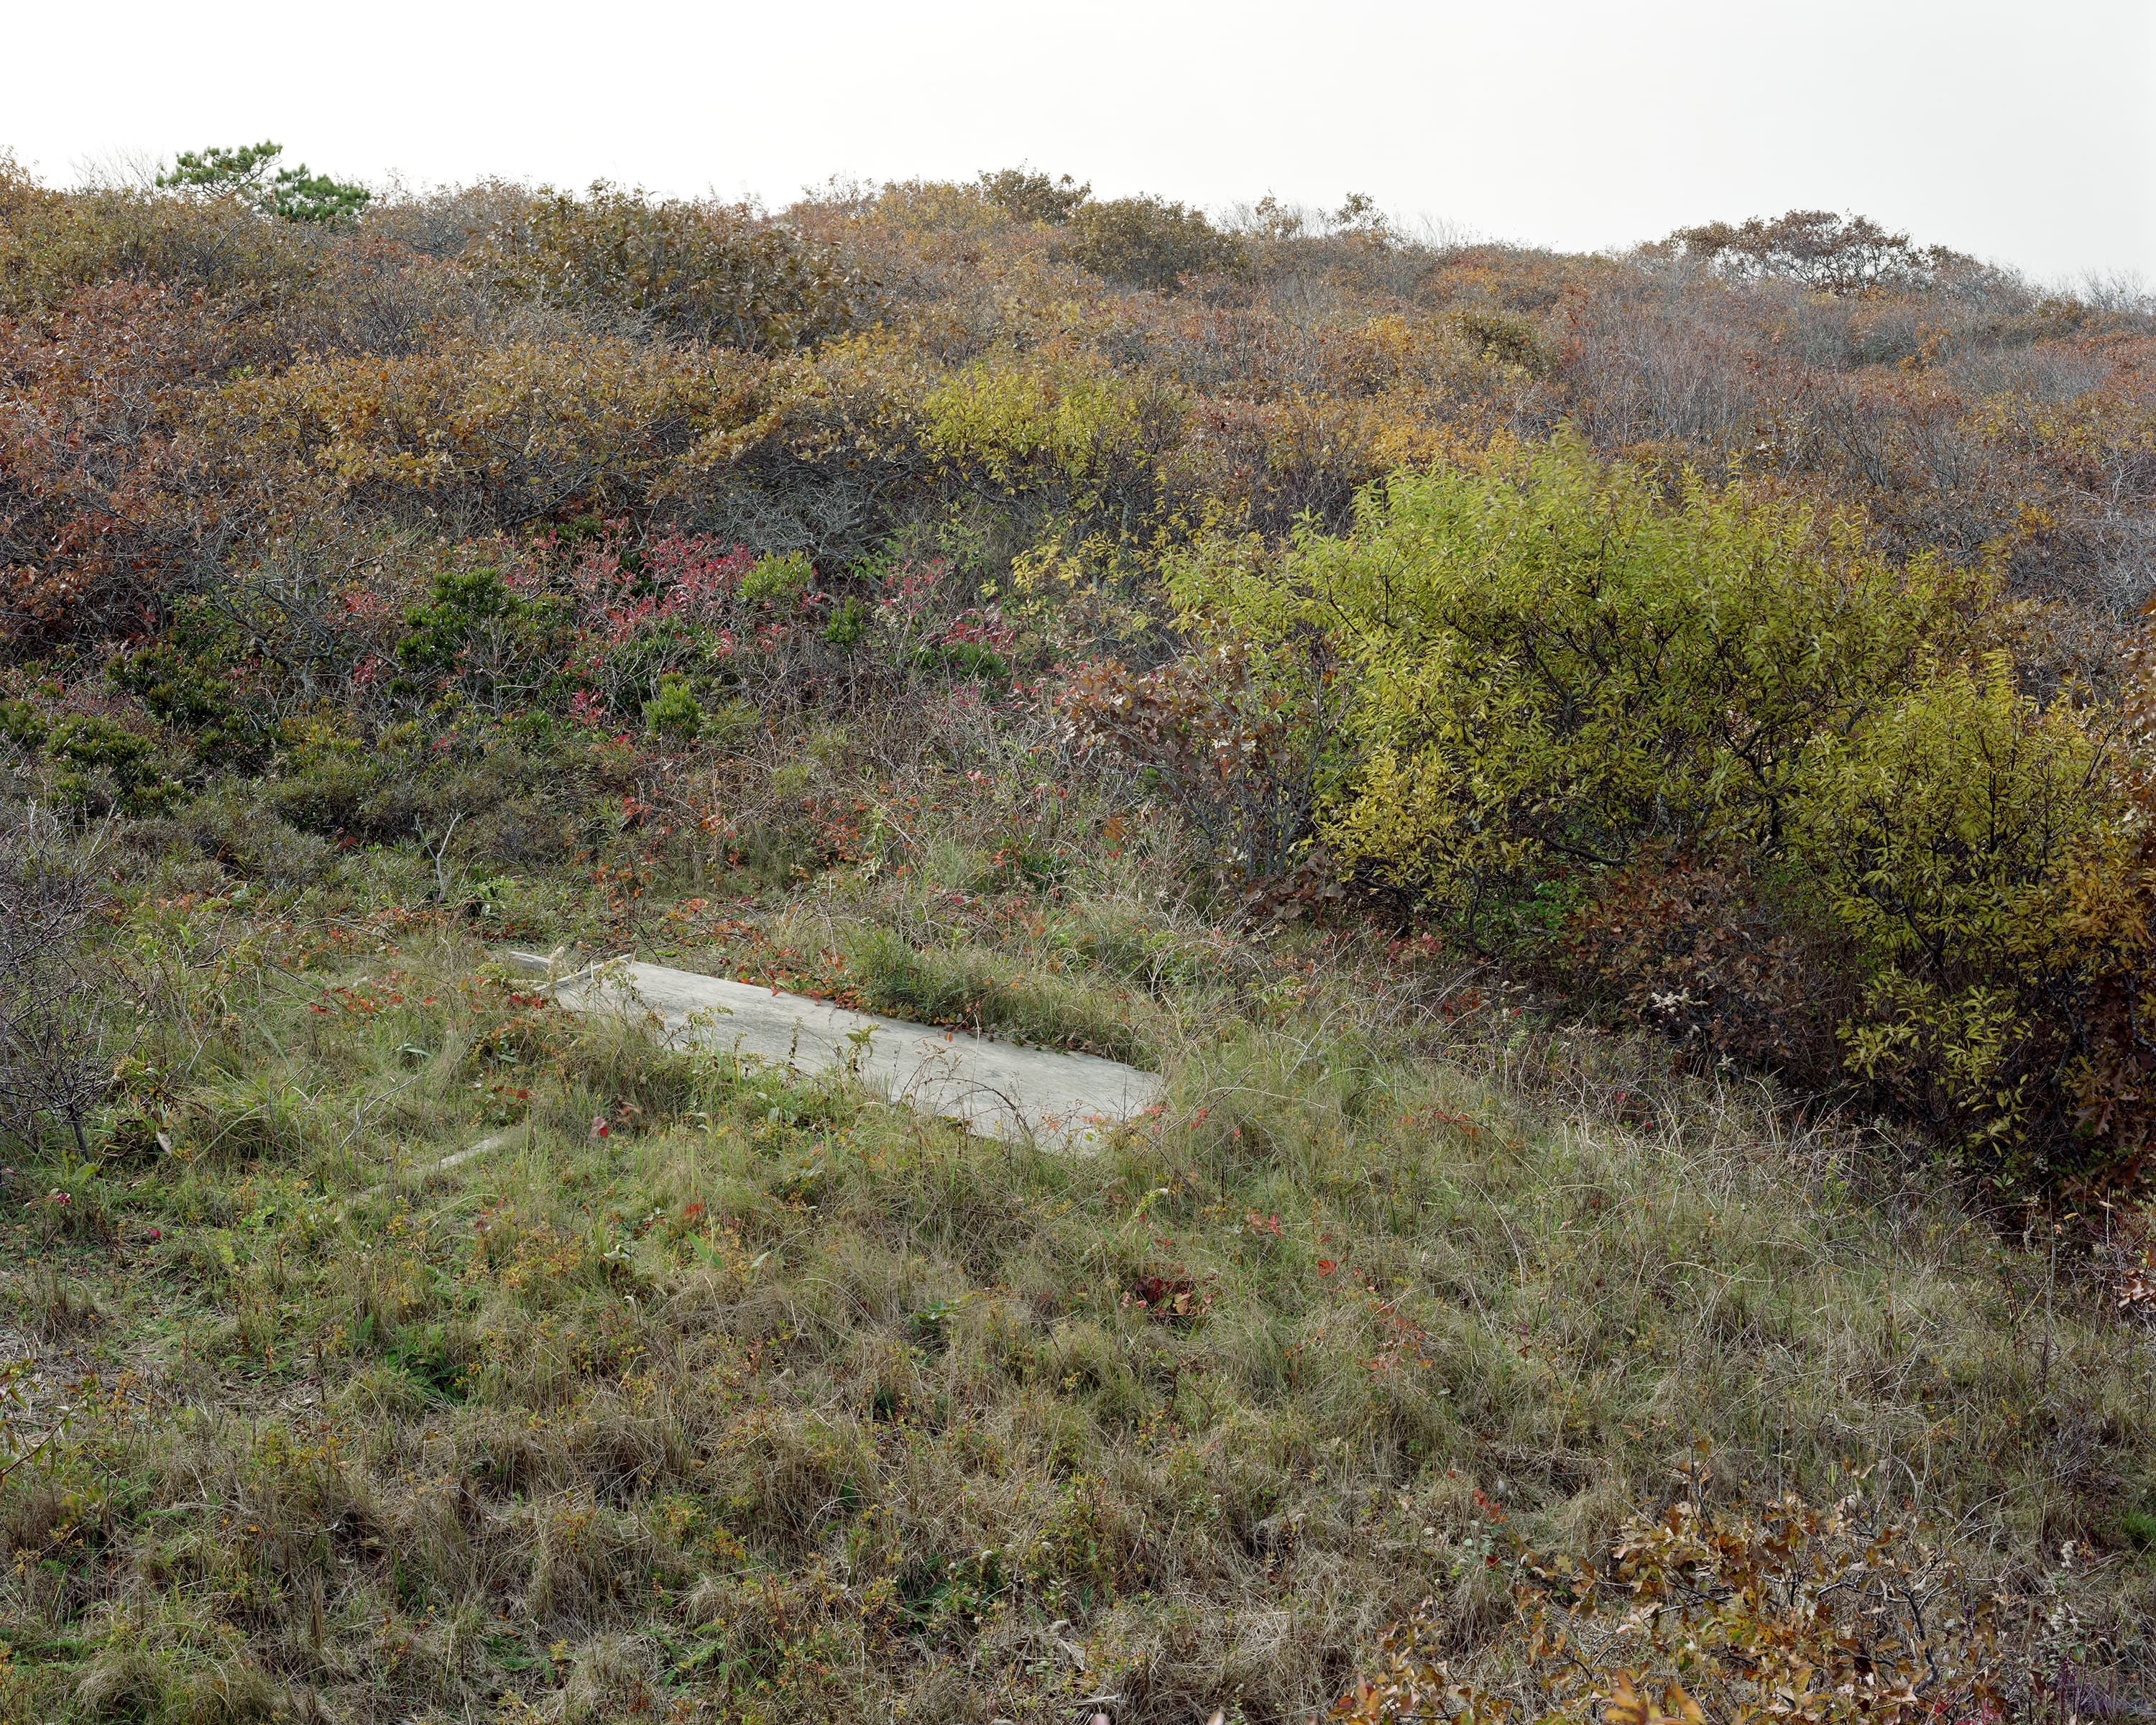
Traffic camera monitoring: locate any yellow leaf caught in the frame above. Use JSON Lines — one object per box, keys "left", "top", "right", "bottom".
{"left": 1603, "top": 1673, "right": 1649, "bottom": 1725}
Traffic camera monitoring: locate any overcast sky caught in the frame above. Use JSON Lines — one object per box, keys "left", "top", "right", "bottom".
{"left": 9, "top": 0, "right": 2152, "bottom": 285}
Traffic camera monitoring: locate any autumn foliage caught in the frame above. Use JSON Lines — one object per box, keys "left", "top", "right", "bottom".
{"left": 1339, "top": 1483, "right": 2021, "bottom": 1725}
{"left": 1112, "top": 445, "right": 2156, "bottom": 1182}
{"left": 1, "top": 152, "right": 2153, "bottom": 1182}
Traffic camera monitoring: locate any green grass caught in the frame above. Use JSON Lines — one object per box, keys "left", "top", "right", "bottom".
{"left": 0, "top": 799, "right": 2149, "bottom": 1721}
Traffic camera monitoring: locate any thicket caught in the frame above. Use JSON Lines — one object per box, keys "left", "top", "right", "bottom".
{"left": 1143, "top": 444, "right": 2156, "bottom": 1185}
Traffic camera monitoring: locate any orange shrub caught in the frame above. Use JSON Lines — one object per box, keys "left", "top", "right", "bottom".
{"left": 0, "top": 281, "right": 287, "bottom": 643}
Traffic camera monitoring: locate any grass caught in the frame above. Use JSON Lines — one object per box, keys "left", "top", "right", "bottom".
{"left": 0, "top": 784, "right": 2150, "bottom": 1722}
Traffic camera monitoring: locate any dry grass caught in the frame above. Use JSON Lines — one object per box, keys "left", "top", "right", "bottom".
{"left": 0, "top": 794, "right": 2145, "bottom": 1721}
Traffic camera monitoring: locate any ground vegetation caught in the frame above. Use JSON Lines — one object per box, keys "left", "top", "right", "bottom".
{"left": 0, "top": 150, "right": 2150, "bottom": 1719}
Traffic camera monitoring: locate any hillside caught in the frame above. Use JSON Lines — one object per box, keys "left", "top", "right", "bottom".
{"left": 0, "top": 155, "right": 2152, "bottom": 1721}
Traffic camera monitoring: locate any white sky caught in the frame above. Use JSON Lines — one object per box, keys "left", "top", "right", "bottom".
{"left": 9, "top": 0, "right": 2153, "bottom": 286}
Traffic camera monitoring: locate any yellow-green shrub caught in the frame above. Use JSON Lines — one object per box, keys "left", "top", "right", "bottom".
{"left": 1179, "top": 441, "right": 2154, "bottom": 1179}
{"left": 1181, "top": 440, "right": 1992, "bottom": 915}
{"left": 1799, "top": 658, "right": 2125, "bottom": 1159}
{"left": 921, "top": 343, "right": 1182, "bottom": 494}
{"left": 919, "top": 344, "right": 1188, "bottom": 568}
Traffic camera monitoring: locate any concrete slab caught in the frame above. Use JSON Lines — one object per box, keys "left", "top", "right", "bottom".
{"left": 503, "top": 951, "right": 1164, "bottom": 1152}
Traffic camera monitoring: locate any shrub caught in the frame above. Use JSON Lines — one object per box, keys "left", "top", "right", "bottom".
{"left": 206, "top": 331, "right": 750, "bottom": 530}
{"left": 1798, "top": 658, "right": 2124, "bottom": 1164}
{"left": 0, "top": 173, "right": 326, "bottom": 314}
{"left": 2062, "top": 645, "right": 2156, "bottom": 1166}
{"left": 1448, "top": 305, "right": 1553, "bottom": 377}
{"left": 822, "top": 594, "right": 867, "bottom": 646}
{"left": 1063, "top": 637, "right": 1340, "bottom": 886}
{"left": 919, "top": 344, "right": 1184, "bottom": 550}
{"left": 736, "top": 549, "right": 814, "bottom": 606}
{"left": 641, "top": 673, "right": 702, "bottom": 739}
{"left": 474, "top": 183, "right": 867, "bottom": 351}
{"left": 977, "top": 166, "right": 1091, "bottom": 226}
{"left": 0, "top": 280, "right": 287, "bottom": 645}
{"left": 47, "top": 713, "right": 183, "bottom": 814}
{"left": 1183, "top": 442, "right": 2155, "bottom": 1178}
{"left": 922, "top": 346, "right": 1170, "bottom": 485}
{"left": 394, "top": 564, "right": 573, "bottom": 714}
{"left": 1560, "top": 853, "right": 1841, "bottom": 1073}
{"left": 1065, "top": 196, "right": 1247, "bottom": 293}
{"left": 45, "top": 713, "right": 139, "bottom": 806}
{"left": 107, "top": 634, "right": 261, "bottom": 770}
{"left": 1189, "top": 440, "right": 1994, "bottom": 926}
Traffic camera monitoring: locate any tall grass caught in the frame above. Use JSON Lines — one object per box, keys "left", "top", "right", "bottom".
{"left": 0, "top": 811, "right": 2142, "bottom": 1720}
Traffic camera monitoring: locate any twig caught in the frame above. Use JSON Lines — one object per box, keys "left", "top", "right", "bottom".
{"left": 415, "top": 812, "right": 464, "bottom": 905}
